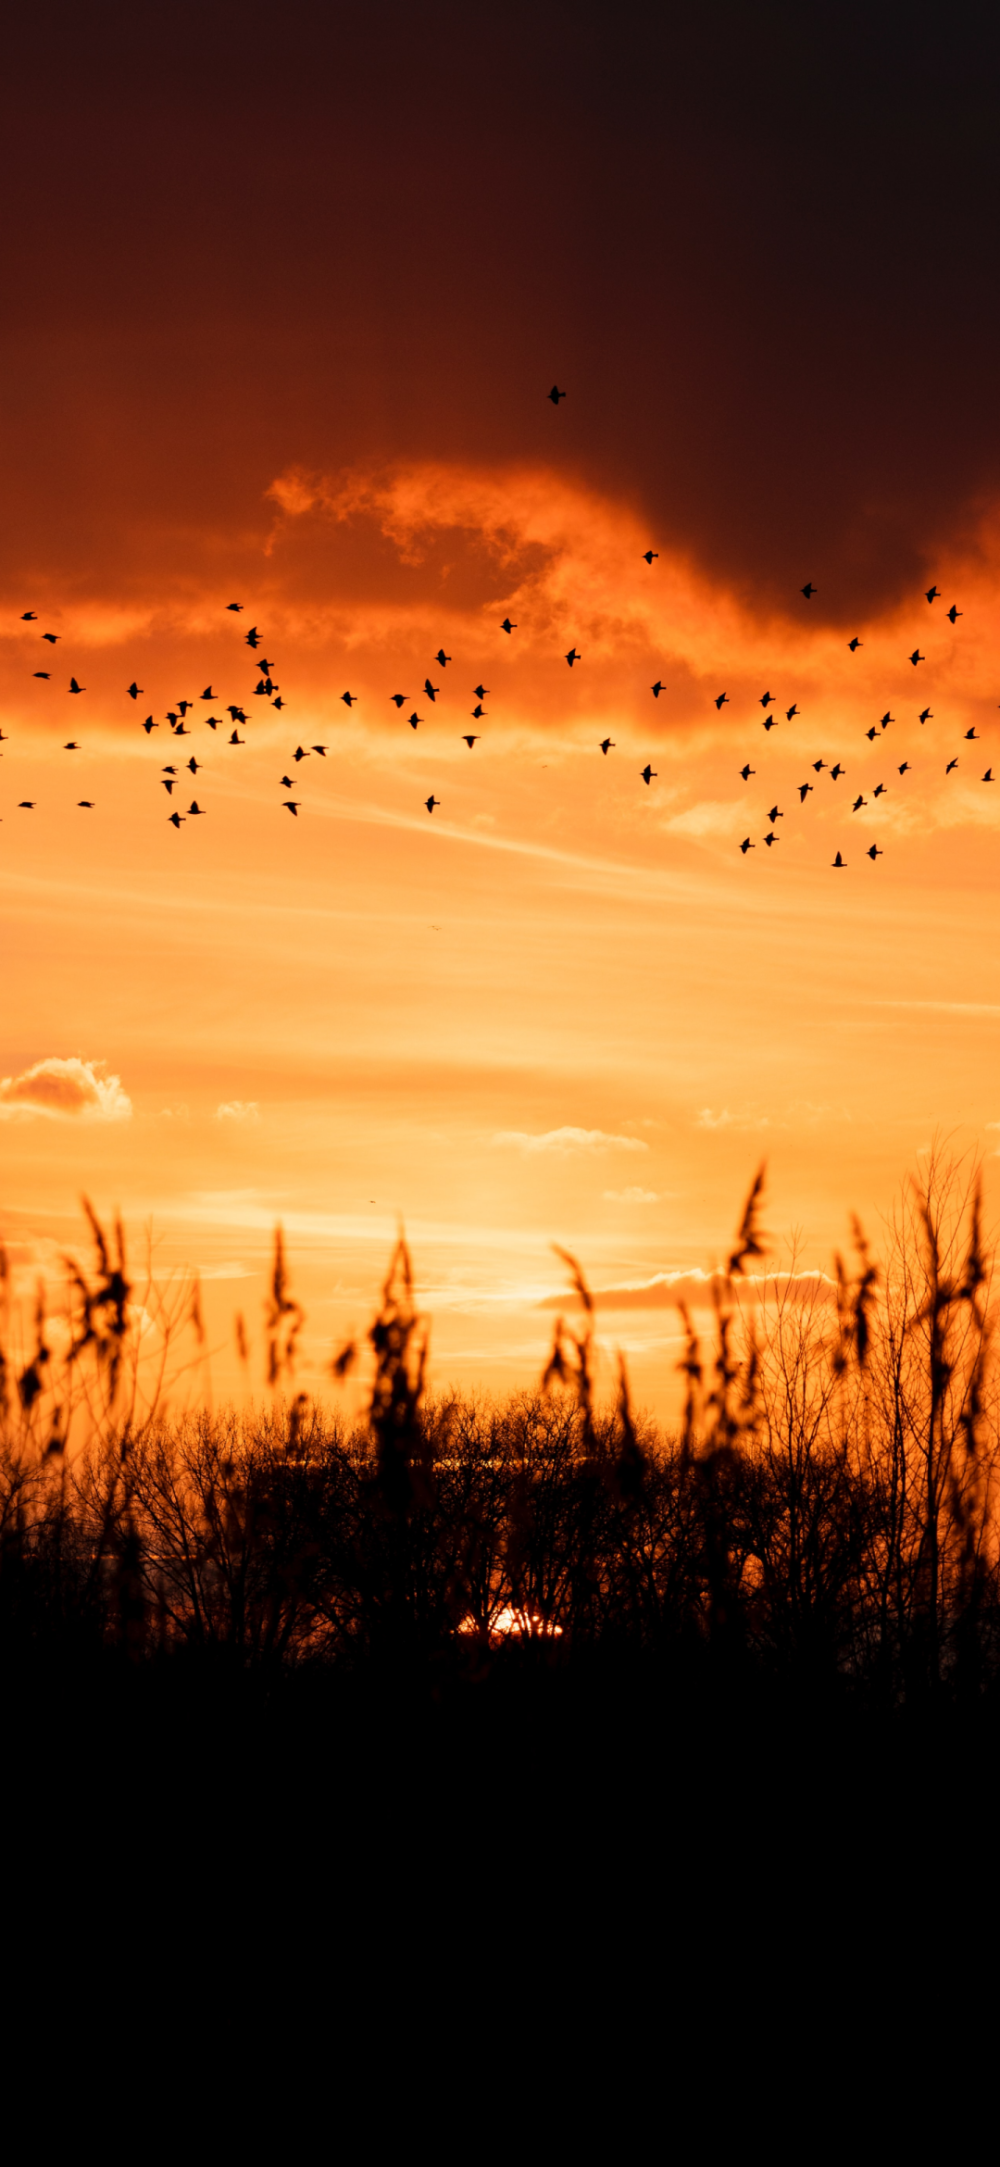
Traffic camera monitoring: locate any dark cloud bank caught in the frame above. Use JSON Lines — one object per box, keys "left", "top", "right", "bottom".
{"left": 5, "top": 2, "right": 1000, "bottom": 614}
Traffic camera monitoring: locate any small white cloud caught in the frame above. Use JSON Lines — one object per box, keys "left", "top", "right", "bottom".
{"left": 603, "top": 1187, "right": 660, "bottom": 1203}
{"left": 215, "top": 1100, "right": 261, "bottom": 1124}
{"left": 0, "top": 1057, "right": 131, "bottom": 1123}
{"left": 696, "top": 1107, "right": 770, "bottom": 1132}
{"left": 491, "top": 1126, "right": 649, "bottom": 1157}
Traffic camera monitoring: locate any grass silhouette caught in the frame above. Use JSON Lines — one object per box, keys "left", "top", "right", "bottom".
{"left": 3, "top": 1156, "right": 1000, "bottom": 1781}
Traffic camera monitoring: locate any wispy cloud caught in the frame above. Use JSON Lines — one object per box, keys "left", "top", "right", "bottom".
{"left": 695, "top": 1107, "right": 771, "bottom": 1132}
{"left": 603, "top": 1187, "right": 661, "bottom": 1203}
{"left": 540, "top": 1268, "right": 836, "bottom": 1312}
{"left": 215, "top": 1100, "right": 261, "bottom": 1124}
{"left": 491, "top": 1127, "right": 649, "bottom": 1157}
{"left": 0, "top": 1056, "right": 131, "bottom": 1122}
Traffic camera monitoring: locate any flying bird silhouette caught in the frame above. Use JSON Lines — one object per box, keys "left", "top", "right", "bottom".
{"left": 867, "top": 846, "right": 883, "bottom": 860}
{"left": 127, "top": 682, "right": 143, "bottom": 700}
{"left": 283, "top": 802, "right": 300, "bottom": 815}
{"left": 293, "top": 746, "right": 309, "bottom": 762}
{"left": 18, "top": 801, "right": 35, "bottom": 809}
{"left": 188, "top": 802, "right": 206, "bottom": 816}
{"left": 201, "top": 686, "right": 214, "bottom": 699}
{"left": 279, "top": 775, "right": 293, "bottom": 789}
{"left": 767, "top": 805, "right": 783, "bottom": 822}
{"left": 435, "top": 650, "right": 452, "bottom": 667}
{"left": 983, "top": 769, "right": 994, "bottom": 782}
{"left": 228, "top": 730, "right": 244, "bottom": 745}
{"left": 77, "top": 801, "right": 94, "bottom": 809}
{"left": 964, "top": 728, "right": 978, "bottom": 740}
{"left": 852, "top": 795, "right": 867, "bottom": 811}
{"left": 651, "top": 681, "right": 666, "bottom": 698}
{"left": 21, "top": 611, "right": 36, "bottom": 620}
{"left": 500, "top": 619, "right": 516, "bottom": 634}
{"left": 168, "top": 812, "right": 185, "bottom": 827}
{"left": 41, "top": 632, "right": 59, "bottom": 644}
{"left": 390, "top": 694, "right": 407, "bottom": 708}
{"left": 63, "top": 741, "right": 79, "bottom": 750}
{"left": 798, "top": 783, "right": 813, "bottom": 802}
{"left": 740, "top": 764, "right": 755, "bottom": 781}
{"left": 873, "top": 783, "right": 887, "bottom": 797}
{"left": 880, "top": 713, "right": 892, "bottom": 729}
{"left": 865, "top": 727, "right": 878, "bottom": 741}
{"left": 227, "top": 602, "right": 243, "bottom": 612}
{"left": 246, "top": 627, "right": 261, "bottom": 648}
{"left": 919, "top": 708, "right": 932, "bottom": 723}
{"left": 312, "top": 744, "right": 328, "bottom": 757}
{"left": 548, "top": 386, "right": 566, "bottom": 403}
{"left": 926, "top": 586, "right": 939, "bottom": 603}
{"left": 848, "top": 637, "right": 862, "bottom": 651}
{"left": 143, "top": 717, "right": 157, "bottom": 733}
{"left": 812, "top": 758, "right": 827, "bottom": 772}
{"left": 600, "top": 739, "right": 615, "bottom": 754}
{"left": 763, "top": 832, "right": 779, "bottom": 846}
{"left": 641, "top": 765, "right": 657, "bottom": 784}
{"left": 947, "top": 605, "right": 962, "bottom": 623}
{"left": 830, "top": 763, "right": 845, "bottom": 780}
{"left": 909, "top": 650, "right": 925, "bottom": 666}
{"left": 425, "top": 795, "right": 440, "bottom": 812}
{"left": 186, "top": 757, "right": 201, "bottom": 773}
{"left": 424, "top": 678, "right": 439, "bottom": 700}
{"left": 715, "top": 693, "right": 729, "bottom": 709}
{"left": 898, "top": 761, "right": 911, "bottom": 775}
{"left": 565, "top": 649, "right": 580, "bottom": 667}
{"left": 740, "top": 838, "right": 754, "bottom": 854}
{"left": 462, "top": 735, "right": 480, "bottom": 748}
{"left": 946, "top": 759, "right": 958, "bottom": 773}
{"left": 33, "top": 671, "right": 50, "bottom": 679}
{"left": 801, "top": 583, "right": 816, "bottom": 599}
{"left": 408, "top": 713, "right": 421, "bottom": 729}
{"left": 832, "top": 852, "right": 845, "bottom": 868}
{"left": 785, "top": 705, "right": 799, "bottom": 721}
{"left": 760, "top": 691, "right": 774, "bottom": 707}
{"left": 341, "top": 691, "right": 358, "bottom": 706}
{"left": 473, "top": 685, "right": 489, "bottom": 700}
{"left": 643, "top": 551, "right": 659, "bottom": 565}
{"left": 471, "top": 704, "right": 487, "bottom": 719}
{"left": 68, "top": 678, "right": 84, "bottom": 693}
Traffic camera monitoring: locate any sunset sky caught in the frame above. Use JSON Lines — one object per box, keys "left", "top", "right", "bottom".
{"left": 4, "top": 2, "right": 1000, "bottom": 1419}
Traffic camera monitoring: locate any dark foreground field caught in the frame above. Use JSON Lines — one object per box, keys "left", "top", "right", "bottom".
{"left": 4, "top": 1161, "right": 1000, "bottom": 1834}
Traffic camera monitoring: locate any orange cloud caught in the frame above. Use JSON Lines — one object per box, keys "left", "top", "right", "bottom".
{"left": 0, "top": 1056, "right": 131, "bottom": 1121}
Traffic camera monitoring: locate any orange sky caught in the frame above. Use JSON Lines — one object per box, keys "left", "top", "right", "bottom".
{"left": 4, "top": 5, "right": 1000, "bottom": 1422}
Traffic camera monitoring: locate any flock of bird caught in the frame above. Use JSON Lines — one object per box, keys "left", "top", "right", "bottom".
{"left": 4, "top": 389, "right": 991, "bottom": 865}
